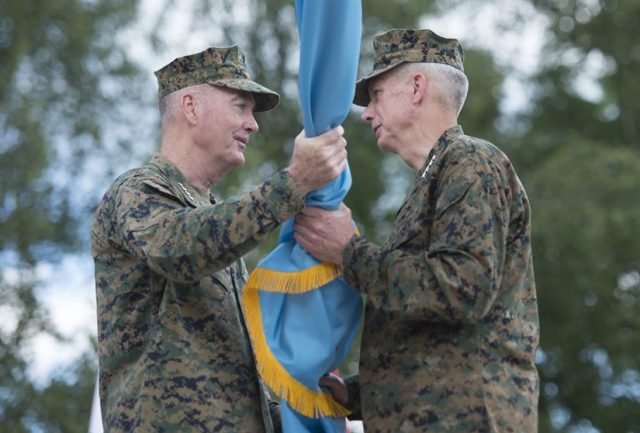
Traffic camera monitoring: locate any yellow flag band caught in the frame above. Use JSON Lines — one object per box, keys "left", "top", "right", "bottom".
{"left": 245, "top": 262, "right": 343, "bottom": 294}
{"left": 241, "top": 264, "right": 352, "bottom": 418}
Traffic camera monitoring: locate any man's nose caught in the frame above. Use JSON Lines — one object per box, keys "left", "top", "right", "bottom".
{"left": 361, "top": 104, "right": 374, "bottom": 122}
{"left": 245, "top": 114, "right": 259, "bottom": 133}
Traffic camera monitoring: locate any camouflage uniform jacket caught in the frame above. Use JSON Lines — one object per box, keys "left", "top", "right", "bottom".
{"left": 343, "top": 126, "right": 540, "bottom": 433}
{"left": 91, "top": 153, "right": 303, "bottom": 433}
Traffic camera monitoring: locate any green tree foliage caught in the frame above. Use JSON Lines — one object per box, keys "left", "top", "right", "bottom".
{"left": 0, "top": 276, "right": 52, "bottom": 433}
{"left": 512, "top": 0, "right": 640, "bottom": 431}
{"left": 528, "top": 141, "right": 640, "bottom": 432}
{"left": 0, "top": 0, "right": 141, "bottom": 430}
{"left": 33, "top": 353, "right": 97, "bottom": 433}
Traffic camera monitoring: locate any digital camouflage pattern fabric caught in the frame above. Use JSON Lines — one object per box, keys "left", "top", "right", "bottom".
{"left": 343, "top": 126, "right": 539, "bottom": 433}
{"left": 354, "top": 29, "right": 464, "bottom": 106}
{"left": 91, "top": 154, "right": 303, "bottom": 432}
{"left": 154, "top": 45, "right": 280, "bottom": 112}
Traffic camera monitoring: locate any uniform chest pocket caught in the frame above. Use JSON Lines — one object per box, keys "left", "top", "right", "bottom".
{"left": 209, "top": 262, "right": 246, "bottom": 296}
{"left": 209, "top": 269, "right": 234, "bottom": 294}
{"left": 387, "top": 187, "right": 436, "bottom": 251}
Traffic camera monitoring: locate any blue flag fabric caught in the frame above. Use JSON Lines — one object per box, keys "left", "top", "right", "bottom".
{"left": 240, "top": 1, "right": 363, "bottom": 433}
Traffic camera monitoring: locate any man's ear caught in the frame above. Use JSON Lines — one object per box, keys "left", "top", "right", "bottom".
{"left": 411, "top": 72, "right": 427, "bottom": 104}
{"left": 181, "top": 92, "right": 199, "bottom": 125}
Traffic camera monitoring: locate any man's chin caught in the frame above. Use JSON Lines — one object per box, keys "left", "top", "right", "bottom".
{"left": 227, "top": 158, "right": 245, "bottom": 172}
{"left": 235, "top": 151, "right": 246, "bottom": 165}
{"left": 376, "top": 139, "right": 389, "bottom": 152}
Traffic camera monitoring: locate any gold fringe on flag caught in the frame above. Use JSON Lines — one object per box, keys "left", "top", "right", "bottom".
{"left": 241, "top": 276, "right": 351, "bottom": 419}
{"left": 245, "top": 263, "right": 343, "bottom": 294}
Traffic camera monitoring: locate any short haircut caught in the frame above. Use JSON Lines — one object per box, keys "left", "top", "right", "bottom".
{"left": 158, "top": 85, "right": 204, "bottom": 128}
{"left": 399, "top": 62, "right": 469, "bottom": 115}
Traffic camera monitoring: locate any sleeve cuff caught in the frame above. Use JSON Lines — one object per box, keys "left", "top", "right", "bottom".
{"left": 259, "top": 170, "right": 305, "bottom": 223}
{"left": 343, "top": 235, "right": 382, "bottom": 293}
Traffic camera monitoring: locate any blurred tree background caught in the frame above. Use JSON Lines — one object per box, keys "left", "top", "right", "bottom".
{"left": 1, "top": 0, "right": 638, "bottom": 432}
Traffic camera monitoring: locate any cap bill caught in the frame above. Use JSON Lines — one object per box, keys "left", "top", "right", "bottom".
{"left": 210, "top": 78, "right": 280, "bottom": 112}
{"left": 353, "top": 61, "right": 408, "bottom": 107}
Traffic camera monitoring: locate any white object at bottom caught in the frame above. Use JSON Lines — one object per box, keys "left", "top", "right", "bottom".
{"left": 348, "top": 420, "right": 364, "bottom": 433}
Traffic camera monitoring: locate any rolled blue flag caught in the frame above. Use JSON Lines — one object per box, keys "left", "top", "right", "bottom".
{"left": 241, "top": 1, "right": 363, "bottom": 433}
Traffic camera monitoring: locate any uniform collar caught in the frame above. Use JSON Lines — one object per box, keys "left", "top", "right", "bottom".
{"left": 149, "top": 153, "right": 215, "bottom": 205}
{"left": 150, "top": 153, "right": 188, "bottom": 183}
{"left": 419, "top": 125, "right": 464, "bottom": 178}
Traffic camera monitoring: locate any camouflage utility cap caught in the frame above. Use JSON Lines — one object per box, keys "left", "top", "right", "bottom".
{"left": 154, "top": 45, "right": 280, "bottom": 112}
{"left": 354, "top": 29, "right": 464, "bottom": 106}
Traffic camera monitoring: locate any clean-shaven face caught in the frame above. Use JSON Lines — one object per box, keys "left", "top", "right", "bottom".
{"left": 360, "top": 70, "right": 414, "bottom": 155}
{"left": 197, "top": 85, "right": 259, "bottom": 170}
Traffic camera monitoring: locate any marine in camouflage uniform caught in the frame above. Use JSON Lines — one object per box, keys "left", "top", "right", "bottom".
{"left": 92, "top": 46, "right": 347, "bottom": 432}
{"left": 296, "top": 30, "right": 540, "bottom": 432}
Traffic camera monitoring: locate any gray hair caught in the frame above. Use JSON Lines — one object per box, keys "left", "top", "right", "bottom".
{"left": 399, "top": 62, "right": 469, "bottom": 115}
{"left": 158, "top": 85, "right": 205, "bottom": 128}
